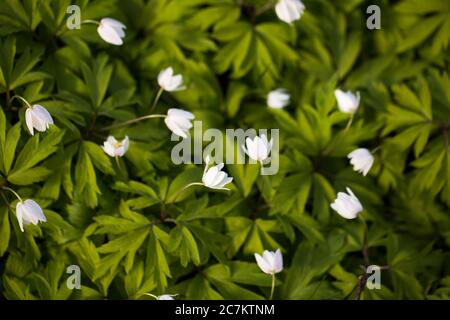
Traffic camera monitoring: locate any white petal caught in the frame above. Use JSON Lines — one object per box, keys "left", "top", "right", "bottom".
{"left": 121, "top": 136, "right": 130, "bottom": 154}
{"left": 102, "top": 142, "right": 116, "bottom": 157}
{"left": 255, "top": 253, "right": 272, "bottom": 274}
{"left": 262, "top": 250, "right": 275, "bottom": 272}
{"left": 202, "top": 165, "right": 220, "bottom": 187}
{"left": 158, "top": 67, "right": 173, "bottom": 88}
{"left": 15, "top": 202, "right": 25, "bottom": 232}
{"left": 32, "top": 105, "right": 53, "bottom": 125}
{"left": 167, "top": 108, "right": 194, "bottom": 119}
{"left": 25, "top": 108, "right": 34, "bottom": 135}
{"left": 97, "top": 24, "right": 123, "bottom": 45}
{"left": 30, "top": 110, "right": 47, "bottom": 132}
{"left": 273, "top": 249, "right": 283, "bottom": 273}
{"left": 101, "top": 18, "right": 126, "bottom": 30}
{"left": 165, "top": 117, "right": 187, "bottom": 138}
{"left": 24, "top": 199, "right": 46, "bottom": 223}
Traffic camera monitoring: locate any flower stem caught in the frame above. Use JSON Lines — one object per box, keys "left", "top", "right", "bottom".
{"left": 255, "top": 0, "right": 275, "bottom": 17}
{"left": 359, "top": 215, "right": 370, "bottom": 266}
{"left": 99, "top": 114, "right": 166, "bottom": 131}
{"left": 355, "top": 215, "right": 370, "bottom": 300}
{"left": 345, "top": 113, "right": 354, "bottom": 131}
{"left": 10, "top": 95, "right": 32, "bottom": 108}
{"left": 81, "top": 20, "right": 101, "bottom": 26}
{"left": 143, "top": 293, "right": 158, "bottom": 300}
{"left": 149, "top": 87, "right": 164, "bottom": 113}
{"left": 371, "top": 146, "right": 381, "bottom": 154}
{"left": 269, "top": 273, "right": 276, "bottom": 300}
{"left": 115, "top": 156, "right": 123, "bottom": 173}
{"left": 2, "top": 186, "right": 22, "bottom": 202}
{"left": 170, "top": 182, "right": 204, "bottom": 203}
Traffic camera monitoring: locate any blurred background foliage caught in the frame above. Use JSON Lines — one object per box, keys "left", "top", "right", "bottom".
{"left": 0, "top": 0, "right": 449, "bottom": 300}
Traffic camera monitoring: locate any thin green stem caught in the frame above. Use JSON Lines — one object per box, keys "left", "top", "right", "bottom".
{"left": 371, "top": 146, "right": 381, "bottom": 154}
{"left": 170, "top": 182, "right": 204, "bottom": 203}
{"left": 81, "top": 20, "right": 101, "bottom": 26}
{"left": 143, "top": 293, "right": 158, "bottom": 300}
{"left": 359, "top": 214, "right": 370, "bottom": 266}
{"left": 149, "top": 87, "right": 164, "bottom": 113}
{"left": 99, "top": 114, "right": 166, "bottom": 131}
{"left": 2, "top": 186, "right": 23, "bottom": 202}
{"left": 269, "top": 273, "right": 276, "bottom": 300}
{"left": 10, "top": 95, "right": 32, "bottom": 108}
{"left": 322, "top": 113, "right": 356, "bottom": 155}
{"left": 115, "top": 156, "right": 122, "bottom": 172}
{"left": 345, "top": 113, "right": 354, "bottom": 131}
{"left": 255, "top": 0, "right": 275, "bottom": 16}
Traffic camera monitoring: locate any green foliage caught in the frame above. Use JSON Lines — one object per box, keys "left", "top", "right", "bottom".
{"left": 0, "top": 0, "right": 449, "bottom": 300}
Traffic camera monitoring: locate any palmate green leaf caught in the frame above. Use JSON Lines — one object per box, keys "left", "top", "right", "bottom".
{"left": 180, "top": 274, "right": 223, "bottom": 300}
{"left": 74, "top": 145, "right": 101, "bottom": 208}
{"left": 2, "top": 276, "right": 37, "bottom": 300}
{"left": 146, "top": 226, "right": 171, "bottom": 290}
{"left": 187, "top": 222, "right": 229, "bottom": 266}
{"left": 0, "top": 37, "right": 15, "bottom": 90}
{"left": 226, "top": 81, "right": 248, "bottom": 118}
{"left": 94, "top": 201, "right": 150, "bottom": 235}
{"left": 30, "top": 260, "right": 73, "bottom": 300}
{"left": 83, "top": 141, "right": 114, "bottom": 175}
{"left": 93, "top": 202, "right": 151, "bottom": 282}
{"left": 0, "top": 0, "right": 448, "bottom": 301}
{"left": 270, "top": 172, "right": 312, "bottom": 215}
{"left": 188, "top": 2, "right": 240, "bottom": 32}
{"left": 283, "top": 239, "right": 345, "bottom": 299}
{"left": 329, "top": 264, "right": 358, "bottom": 298}
{"left": 410, "top": 142, "right": 450, "bottom": 205}
{"left": 203, "top": 264, "right": 265, "bottom": 300}
{"left": 240, "top": 219, "right": 284, "bottom": 256}
{"left": 11, "top": 127, "right": 64, "bottom": 172}
{"left": 0, "top": 207, "right": 10, "bottom": 256}
{"left": 0, "top": 120, "right": 21, "bottom": 174}
{"left": 167, "top": 225, "right": 201, "bottom": 267}
{"left": 124, "top": 260, "right": 156, "bottom": 299}
{"left": 395, "top": 0, "right": 450, "bottom": 56}
{"left": 337, "top": 32, "right": 362, "bottom": 79}
{"left": 97, "top": 228, "right": 149, "bottom": 273}
{"left": 3, "top": 122, "right": 21, "bottom": 174}
{"left": 80, "top": 54, "right": 114, "bottom": 109}
{"left": 7, "top": 127, "right": 64, "bottom": 185}
{"left": 225, "top": 216, "right": 252, "bottom": 258}
{"left": 0, "top": 37, "right": 49, "bottom": 92}
{"left": 7, "top": 166, "right": 51, "bottom": 185}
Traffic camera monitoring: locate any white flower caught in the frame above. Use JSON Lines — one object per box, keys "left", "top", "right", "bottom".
{"left": 25, "top": 104, "right": 54, "bottom": 135}
{"left": 158, "top": 67, "right": 186, "bottom": 92}
{"left": 254, "top": 249, "right": 283, "bottom": 275}
{"left": 15, "top": 199, "right": 46, "bottom": 232}
{"left": 334, "top": 89, "right": 360, "bottom": 114}
{"left": 97, "top": 18, "right": 126, "bottom": 46}
{"left": 158, "top": 294, "right": 176, "bottom": 300}
{"left": 330, "top": 187, "right": 363, "bottom": 220}
{"left": 348, "top": 148, "right": 374, "bottom": 176}
{"left": 267, "top": 89, "right": 290, "bottom": 109}
{"left": 275, "top": 0, "right": 305, "bottom": 24}
{"left": 202, "top": 156, "right": 233, "bottom": 190}
{"left": 243, "top": 134, "right": 273, "bottom": 162}
{"left": 102, "top": 136, "right": 129, "bottom": 157}
{"left": 164, "top": 108, "right": 195, "bottom": 138}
